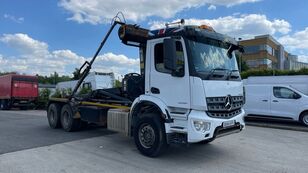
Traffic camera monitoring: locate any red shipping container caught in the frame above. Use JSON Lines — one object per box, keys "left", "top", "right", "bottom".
{"left": 0, "top": 74, "right": 38, "bottom": 109}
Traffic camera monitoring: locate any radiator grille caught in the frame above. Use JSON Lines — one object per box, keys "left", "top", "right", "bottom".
{"left": 206, "top": 96, "right": 243, "bottom": 119}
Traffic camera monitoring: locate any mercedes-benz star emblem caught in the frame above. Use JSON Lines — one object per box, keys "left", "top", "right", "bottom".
{"left": 224, "top": 95, "right": 232, "bottom": 111}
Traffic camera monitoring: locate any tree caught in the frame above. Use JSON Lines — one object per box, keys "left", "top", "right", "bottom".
{"left": 114, "top": 79, "right": 122, "bottom": 88}
{"left": 72, "top": 68, "right": 80, "bottom": 80}
{"left": 0, "top": 72, "right": 17, "bottom": 76}
{"left": 235, "top": 53, "right": 249, "bottom": 72}
{"left": 36, "top": 73, "right": 71, "bottom": 84}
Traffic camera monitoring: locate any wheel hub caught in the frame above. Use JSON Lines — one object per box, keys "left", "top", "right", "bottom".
{"left": 139, "top": 124, "right": 155, "bottom": 149}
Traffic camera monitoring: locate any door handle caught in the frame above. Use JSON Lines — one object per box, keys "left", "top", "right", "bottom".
{"left": 151, "top": 87, "right": 160, "bottom": 94}
{"left": 262, "top": 100, "right": 268, "bottom": 102}
{"left": 272, "top": 100, "right": 279, "bottom": 102}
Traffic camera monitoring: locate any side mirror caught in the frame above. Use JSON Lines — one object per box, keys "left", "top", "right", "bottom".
{"left": 239, "top": 45, "right": 245, "bottom": 53}
{"left": 163, "top": 38, "right": 177, "bottom": 71}
{"left": 227, "top": 45, "right": 245, "bottom": 58}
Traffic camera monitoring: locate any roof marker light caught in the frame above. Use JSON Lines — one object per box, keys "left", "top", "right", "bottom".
{"left": 199, "top": 25, "right": 215, "bottom": 32}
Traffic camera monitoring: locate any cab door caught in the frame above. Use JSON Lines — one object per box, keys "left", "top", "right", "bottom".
{"left": 270, "top": 86, "right": 301, "bottom": 119}
{"left": 147, "top": 38, "right": 190, "bottom": 110}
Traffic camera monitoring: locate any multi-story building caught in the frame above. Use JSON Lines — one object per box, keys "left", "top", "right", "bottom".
{"left": 239, "top": 35, "right": 285, "bottom": 70}
{"left": 239, "top": 35, "right": 308, "bottom": 71}
{"left": 285, "top": 53, "right": 308, "bottom": 70}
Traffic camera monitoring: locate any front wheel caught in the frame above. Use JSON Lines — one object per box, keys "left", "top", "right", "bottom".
{"left": 133, "top": 114, "right": 167, "bottom": 157}
{"left": 300, "top": 112, "right": 308, "bottom": 127}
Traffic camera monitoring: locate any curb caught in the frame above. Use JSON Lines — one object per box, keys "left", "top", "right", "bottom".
{"left": 245, "top": 121, "right": 308, "bottom": 132}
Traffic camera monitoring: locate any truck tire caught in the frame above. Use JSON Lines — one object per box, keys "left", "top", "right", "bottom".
{"left": 0, "top": 100, "right": 9, "bottom": 110}
{"left": 133, "top": 113, "right": 167, "bottom": 157}
{"left": 60, "top": 104, "right": 81, "bottom": 132}
{"left": 47, "top": 103, "right": 61, "bottom": 128}
{"left": 300, "top": 112, "right": 308, "bottom": 127}
{"left": 0, "top": 100, "right": 4, "bottom": 110}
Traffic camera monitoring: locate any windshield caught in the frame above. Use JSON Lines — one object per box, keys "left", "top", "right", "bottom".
{"left": 187, "top": 39, "right": 240, "bottom": 80}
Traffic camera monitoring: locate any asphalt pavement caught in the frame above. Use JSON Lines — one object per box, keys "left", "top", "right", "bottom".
{"left": 245, "top": 116, "right": 308, "bottom": 132}
{"left": 0, "top": 110, "right": 114, "bottom": 155}
{"left": 0, "top": 110, "right": 307, "bottom": 173}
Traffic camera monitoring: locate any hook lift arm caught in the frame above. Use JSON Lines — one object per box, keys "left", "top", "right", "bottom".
{"left": 70, "top": 20, "right": 125, "bottom": 100}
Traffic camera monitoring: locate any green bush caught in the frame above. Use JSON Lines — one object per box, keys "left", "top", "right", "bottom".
{"left": 66, "top": 88, "right": 72, "bottom": 95}
{"left": 37, "top": 88, "right": 51, "bottom": 109}
{"left": 51, "top": 89, "right": 62, "bottom": 98}
{"left": 78, "top": 87, "right": 92, "bottom": 96}
{"left": 114, "top": 79, "right": 122, "bottom": 88}
{"left": 241, "top": 68, "right": 308, "bottom": 79}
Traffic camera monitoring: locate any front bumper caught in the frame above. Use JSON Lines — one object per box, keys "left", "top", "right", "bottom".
{"left": 187, "top": 109, "right": 245, "bottom": 143}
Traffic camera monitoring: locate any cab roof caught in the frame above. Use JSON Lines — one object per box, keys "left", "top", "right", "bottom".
{"left": 148, "top": 25, "right": 238, "bottom": 46}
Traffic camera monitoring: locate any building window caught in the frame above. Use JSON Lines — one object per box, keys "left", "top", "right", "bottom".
{"left": 265, "top": 45, "right": 275, "bottom": 56}
{"left": 244, "top": 46, "right": 260, "bottom": 54}
{"left": 246, "top": 58, "right": 272, "bottom": 68}
{"left": 243, "top": 44, "right": 276, "bottom": 56}
{"left": 83, "top": 82, "right": 92, "bottom": 89}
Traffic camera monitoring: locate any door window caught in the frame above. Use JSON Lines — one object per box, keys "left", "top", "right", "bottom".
{"left": 273, "top": 87, "right": 301, "bottom": 99}
{"left": 83, "top": 82, "right": 92, "bottom": 89}
{"left": 154, "top": 41, "right": 184, "bottom": 74}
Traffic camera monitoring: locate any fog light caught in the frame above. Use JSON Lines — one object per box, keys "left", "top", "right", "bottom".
{"left": 193, "top": 121, "right": 211, "bottom": 133}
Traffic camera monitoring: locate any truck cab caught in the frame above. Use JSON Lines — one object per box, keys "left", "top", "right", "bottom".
{"left": 47, "top": 21, "right": 245, "bottom": 157}
{"left": 133, "top": 26, "right": 245, "bottom": 143}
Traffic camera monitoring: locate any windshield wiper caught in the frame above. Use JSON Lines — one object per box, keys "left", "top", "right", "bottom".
{"left": 207, "top": 68, "right": 229, "bottom": 79}
{"left": 208, "top": 68, "right": 239, "bottom": 80}
{"left": 227, "top": 69, "right": 240, "bottom": 80}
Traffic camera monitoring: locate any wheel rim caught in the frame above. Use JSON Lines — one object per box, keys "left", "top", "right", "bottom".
{"left": 62, "top": 111, "right": 70, "bottom": 127}
{"left": 138, "top": 123, "right": 155, "bottom": 149}
{"left": 303, "top": 115, "right": 308, "bottom": 125}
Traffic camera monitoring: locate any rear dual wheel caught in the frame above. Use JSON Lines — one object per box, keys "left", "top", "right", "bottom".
{"left": 47, "top": 103, "right": 61, "bottom": 128}
{"left": 48, "top": 103, "right": 86, "bottom": 131}
{"left": 60, "top": 104, "right": 82, "bottom": 132}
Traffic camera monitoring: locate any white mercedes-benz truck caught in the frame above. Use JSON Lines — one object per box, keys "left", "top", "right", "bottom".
{"left": 47, "top": 18, "right": 245, "bottom": 157}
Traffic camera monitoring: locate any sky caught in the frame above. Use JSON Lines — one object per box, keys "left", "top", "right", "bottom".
{"left": 0, "top": 0, "right": 308, "bottom": 78}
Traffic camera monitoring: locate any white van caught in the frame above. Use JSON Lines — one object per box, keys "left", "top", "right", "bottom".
{"left": 244, "top": 76, "right": 308, "bottom": 126}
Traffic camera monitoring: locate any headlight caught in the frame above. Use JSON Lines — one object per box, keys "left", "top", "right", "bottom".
{"left": 193, "top": 120, "right": 211, "bottom": 133}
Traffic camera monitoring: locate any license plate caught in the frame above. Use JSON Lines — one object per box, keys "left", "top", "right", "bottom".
{"left": 222, "top": 120, "right": 235, "bottom": 128}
